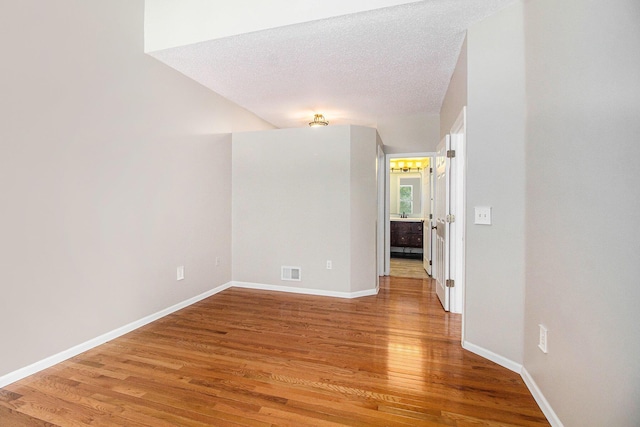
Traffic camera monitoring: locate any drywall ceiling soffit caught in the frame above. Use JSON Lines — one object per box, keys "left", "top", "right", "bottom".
{"left": 144, "top": 0, "right": 422, "bottom": 51}
{"left": 147, "top": 1, "right": 515, "bottom": 129}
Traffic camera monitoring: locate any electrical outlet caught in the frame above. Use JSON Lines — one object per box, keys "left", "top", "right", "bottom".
{"left": 326, "top": 260, "right": 332, "bottom": 270}
{"left": 215, "top": 257, "right": 220, "bottom": 266}
{"left": 177, "top": 265, "right": 185, "bottom": 281}
{"left": 538, "top": 324, "right": 548, "bottom": 353}
{"left": 474, "top": 206, "right": 492, "bottom": 225}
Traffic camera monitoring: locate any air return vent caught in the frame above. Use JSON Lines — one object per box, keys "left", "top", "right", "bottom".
{"left": 281, "top": 266, "right": 301, "bottom": 281}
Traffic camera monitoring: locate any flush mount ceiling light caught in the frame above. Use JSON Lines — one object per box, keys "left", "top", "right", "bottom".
{"left": 309, "top": 113, "right": 329, "bottom": 127}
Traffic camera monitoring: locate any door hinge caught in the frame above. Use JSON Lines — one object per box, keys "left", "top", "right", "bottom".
{"left": 446, "top": 279, "right": 455, "bottom": 288}
{"left": 446, "top": 150, "right": 456, "bottom": 158}
{"left": 446, "top": 214, "right": 456, "bottom": 223}
{"left": 429, "top": 260, "right": 432, "bottom": 266}
{"left": 429, "top": 213, "right": 433, "bottom": 220}
{"left": 430, "top": 167, "right": 433, "bottom": 173}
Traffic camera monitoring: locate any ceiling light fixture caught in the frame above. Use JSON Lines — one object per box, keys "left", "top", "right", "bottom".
{"left": 309, "top": 114, "right": 329, "bottom": 127}
{"left": 390, "top": 159, "right": 424, "bottom": 173}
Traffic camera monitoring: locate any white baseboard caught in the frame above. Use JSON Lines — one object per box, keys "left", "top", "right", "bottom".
{"left": 0, "top": 281, "right": 563, "bottom": 427}
{"left": 1, "top": 281, "right": 378, "bottom": 388}
{"left": 462, "top": 341, "right": 562, "bottom": 426}
{"left": 0, "top": 282, "right": 232, "bottom": 389}
{"left": 462, "top": 340, "right": 523, "bottom": 373}
{"left": 521, "top": 367, "right": 564, "bottom": 427}
{"left": 231, "top": 281, "right": 379, "bottom": 299}
{"left": 2, "top": 281, "right": 561, "bottom": 427}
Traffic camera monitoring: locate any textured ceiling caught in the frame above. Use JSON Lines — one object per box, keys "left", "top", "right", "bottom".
{"left": 149, "top": 0, "right": 514, "bottom": 129}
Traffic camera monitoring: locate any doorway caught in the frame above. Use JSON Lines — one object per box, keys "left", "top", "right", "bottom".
{"left": 384, "top": 153, "right": 435, "bottom": 278}
{"left": 379, "top": 109, "right": 466, "bottom": 319}
{"left": 432, "top": 108, "right": 466, "bottom": 315}
{"left": 389, "top": 258, "right": 430, "bottom": 279}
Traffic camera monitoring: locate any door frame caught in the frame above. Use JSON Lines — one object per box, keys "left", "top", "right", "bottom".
{"left": 422, "top": 158, "right": 435, "bottom": 275}
{"left": 383, "top": 151, "right": 435, "bottom": 276}
{"left": 377, "top": 145, "right": 386, "bottom": 277}
{"left": 449, "top": 108, "right": 466, "bottom": 324}
{"left": 434, "top": 135, "right": 451, "bottom": 311}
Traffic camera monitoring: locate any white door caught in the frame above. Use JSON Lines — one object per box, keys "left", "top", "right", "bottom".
{"left": 422, "top": 162, "right": 433, "bottom": 275}
{"left": 448, "top": 108, "right": 465, "bottom": 315}
{"left": 434, "top": 136, "right": 453, "bottom": 311}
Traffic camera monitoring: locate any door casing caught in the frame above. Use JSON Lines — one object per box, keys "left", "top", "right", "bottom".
{"left": 383, "top": 152, "right": 434, "bottom": 276}
{"left": 432, "top": 108, "right": 466, "bottom": 318}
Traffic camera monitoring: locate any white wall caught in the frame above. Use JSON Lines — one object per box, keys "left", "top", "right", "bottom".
{"left": 446, "top": 1, "right": 640, "bottom": 423}
{"left": 232, "top": 126, "right": 378, "bottom": 295}
{"left": 523, "top": 0, "right": 640, "bottom": 424}
{"left": 464, "top": 3, "right": 526, "bottom": 364}
{"left": 440, "top": 37, "right": 467, "bottom": 140}
{"left": 350, "top": 126, "right": 379, "bottom": 293}
{"left": 0, "top": 0, "right": 273, "bottom": 378}
{"left": 144, "top": 0, "right": 418, "bottom": 51}
{"left": 377, "top": 112, "right": 440, "bottom": 153}
{"left": 232, "top": 126, "right": 351, "bottom": 292}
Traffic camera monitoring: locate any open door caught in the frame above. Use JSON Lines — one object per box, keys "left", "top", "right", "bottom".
{"left": 434, "top": 135, "right": 453, "bottom": 311}
{"left": 422, "top": 160, "right": 433, "bottom": 275}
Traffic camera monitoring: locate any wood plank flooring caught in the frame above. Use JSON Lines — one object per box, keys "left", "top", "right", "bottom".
{"left": 0, "top": 278, "right": 549, "bottom": 426}
{"left": 390, "top": 258, "right": 430, "bottom": 279}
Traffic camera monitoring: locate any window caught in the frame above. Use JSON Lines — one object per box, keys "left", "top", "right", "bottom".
{"left": 399, "top": 185, "right": 413, "bottom": 214}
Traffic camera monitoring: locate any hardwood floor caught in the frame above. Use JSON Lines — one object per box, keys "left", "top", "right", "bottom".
{"left": 0, "top": 278, "right": 549, "bottom": 426}
{"left": 390, "top": 258, "right": 430, "bottom": 279}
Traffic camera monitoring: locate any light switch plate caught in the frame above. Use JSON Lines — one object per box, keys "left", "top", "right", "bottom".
{"left": 474, "top": 206, "right": 492, "bottom": 225}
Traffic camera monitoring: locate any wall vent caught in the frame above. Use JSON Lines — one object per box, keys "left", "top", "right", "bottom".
{"left": 281, "top": 266, "right": 301, "bottom": 281}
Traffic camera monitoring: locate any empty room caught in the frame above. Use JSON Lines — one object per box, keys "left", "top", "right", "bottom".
{"left": 1, "top": 1, "right": 638, "bottom": 426}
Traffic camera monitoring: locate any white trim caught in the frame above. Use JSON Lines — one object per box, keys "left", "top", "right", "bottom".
{"left": 0, "top": 281, "right": 378, "bottom": 388}
{"left": 522, "top": 367, "right": 564, "bottom": 427}
{"left": 231, "top": 281, "right": 379, "bottom": 299}
{"left": 384, "top": 153, "right": 391, "bottom": 276}
{"left": 463, "top": 341, "right": 562, "bottom": 426}
{"left": 0, "top": 282, "right": 232, "bottom": 388}
{"left": 0, "top": 281, "right": 379, "bottom": 388}
{"left": 450, "top": 107, "right": 466, "bottom": 315}
{"left": 387, "top": 152, "right": 434, "bottom": 159}
{"left": 0, "top": 279, "right": 559, "bottom": 427}
{"left": 462, "top": 340, "right": 523, "bottom": 373}
{"left": 377, "top": 144, "right": 386, "bottom": 277}
{"left": 384, "top": 151, "right": 436, "bottom": 276}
